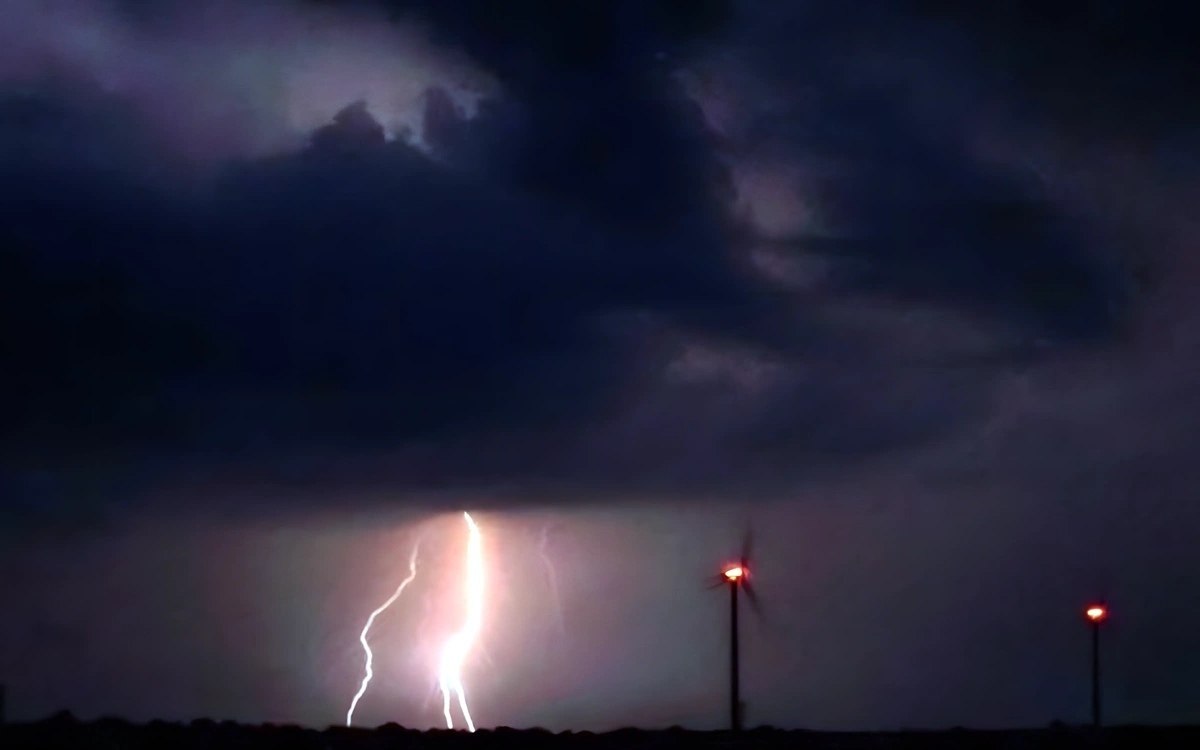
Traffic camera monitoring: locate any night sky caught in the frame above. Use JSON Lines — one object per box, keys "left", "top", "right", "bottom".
{"left": 2, "top": 0, "right": 1199, "bottom": 732}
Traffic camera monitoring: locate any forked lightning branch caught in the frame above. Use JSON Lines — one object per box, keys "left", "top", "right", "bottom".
{"left": 346, "top": 512, "right": 485, "bottom": 732}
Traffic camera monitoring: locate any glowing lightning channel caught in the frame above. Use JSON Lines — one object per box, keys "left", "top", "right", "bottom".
{"left": 346, "top": 541, "right": 421, "bottom": 727}
{"left": 437, "top": 512, "right": 484, "bottom": 732}
{"left": 538, "top": 524, "right": 566, "bottom": 638}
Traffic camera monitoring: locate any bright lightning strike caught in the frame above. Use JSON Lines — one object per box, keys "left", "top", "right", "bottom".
{"left": 346, "top": 541, "right": 421, "bottom": 727}
{"left": 437, "top": 511, "right": 485, "bottom": 732}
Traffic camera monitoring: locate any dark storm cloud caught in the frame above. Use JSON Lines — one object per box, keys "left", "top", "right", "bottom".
{"left": 0, "top": 0, "right": 1142, "bottom": 523}
{"left": 715, "top": 1, "right": 1143, "bottom": 339}
{"left": 906, "top": 1, "right": 1200, "bottom": 136}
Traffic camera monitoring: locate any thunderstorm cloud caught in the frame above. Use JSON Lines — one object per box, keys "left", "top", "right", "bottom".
{"left": 2, "top": 0, "right": 1162, "bottom": 522}
{"left": 2, "top": 0, "right": 1200, "bottom": 731}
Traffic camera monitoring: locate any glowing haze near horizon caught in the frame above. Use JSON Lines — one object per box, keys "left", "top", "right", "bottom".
{"left": 3, "top": 0, "right": 1200, "bottom": 732}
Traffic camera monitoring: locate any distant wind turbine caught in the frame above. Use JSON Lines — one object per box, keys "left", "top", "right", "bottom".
{"left": 708, "top": 526, "right": 764, "bottom": 731}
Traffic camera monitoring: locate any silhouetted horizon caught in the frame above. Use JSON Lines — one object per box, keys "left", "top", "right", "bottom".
{"left": 5, "top": 711, "right": 1200, "bottom": 750}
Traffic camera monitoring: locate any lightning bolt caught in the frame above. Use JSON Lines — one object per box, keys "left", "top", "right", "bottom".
{"left": 538, "top": 523, "right": 566, "bottom": 638}
{"left": 346, "top": 540, "right": 421, "bottom": 727}
{"left": 437, "top": 511, "right": 484, "bottom": 732}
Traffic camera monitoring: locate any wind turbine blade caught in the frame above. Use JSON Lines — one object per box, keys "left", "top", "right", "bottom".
{"left": 740, "top": 524, "right": 754, "bottom": 565}
{"left": 743, "top": 579, "right": 765, "bottom": 620}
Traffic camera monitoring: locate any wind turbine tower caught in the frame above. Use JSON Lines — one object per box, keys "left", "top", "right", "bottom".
{"left": 712, "top": 530, "right": 761, "bottom": 731}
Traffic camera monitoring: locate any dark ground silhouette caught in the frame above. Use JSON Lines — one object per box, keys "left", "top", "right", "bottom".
{"left": 3, "top": 713, "right": 1199, "bottom": 750}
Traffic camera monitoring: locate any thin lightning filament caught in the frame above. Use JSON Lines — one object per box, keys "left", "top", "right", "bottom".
{"left": 346, "top": 541, "right": 421, "bottom": 727}
{"left": 539, "top": 524, "right": 566, "bottom": 637}
{"left": 438, "top": 512, "right": 484, "bottom": 732}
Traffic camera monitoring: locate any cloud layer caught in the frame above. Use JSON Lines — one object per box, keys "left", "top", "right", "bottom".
{"left": 0, "top": 0, "right": 492, "bottom": 159}
{"left": 0, "top": 0, "right": 1166, "bottom": 526}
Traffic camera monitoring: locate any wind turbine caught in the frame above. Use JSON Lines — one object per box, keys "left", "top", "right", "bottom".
{"left": 709, "top": 528, "right": 762, "bottom": 731}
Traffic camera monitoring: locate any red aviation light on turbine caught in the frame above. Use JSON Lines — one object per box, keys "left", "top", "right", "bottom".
{"left": 1085, "top": 604, "right": 1108, "bottom": 623}
{"left": 724, "top": 565, "right": 745, "bottom": 582}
